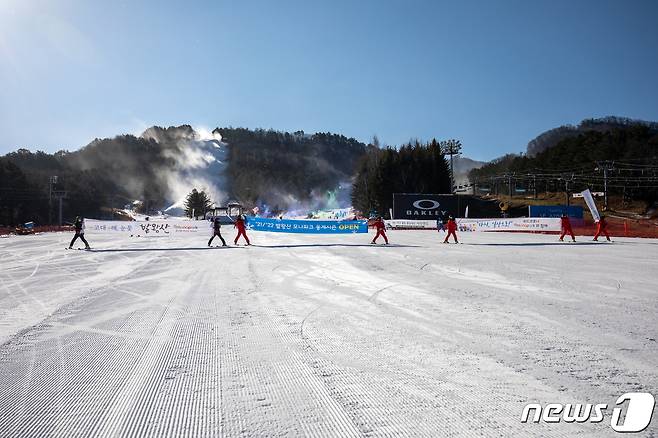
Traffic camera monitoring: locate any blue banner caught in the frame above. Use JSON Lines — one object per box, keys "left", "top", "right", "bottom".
{"left": 528, "top": 205, "right": 584, "bottom": 218}
{"left": 246, "top": 217, "right": 367, "bottom": 233}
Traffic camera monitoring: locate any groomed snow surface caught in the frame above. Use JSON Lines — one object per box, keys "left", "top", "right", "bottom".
{"left": 0, "top": 229, "right": 656, "bottom": 437}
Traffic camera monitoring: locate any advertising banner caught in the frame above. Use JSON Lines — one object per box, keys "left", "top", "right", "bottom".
{"left": 528, "top": 205, "right": 584, "bottom": 218}
{"left": 246, "top": 217, "right": 367, "bottom": 234}
{"left": 392, "top": 194, "right": 457, "bottom": 219}
{"left": 392, "top": 194, "right": 503, "bottom": 220}
{"left": 580, "top": 189, "right": 601, "bottom": 222}
{"left": 85, "top": 219, "right": 213, "bottom": 237}
{"left": 386, "top": 220, "right": 437, "bottom": 229}
{"left": 457, "top": 218, "right": 561, "bottom": 232}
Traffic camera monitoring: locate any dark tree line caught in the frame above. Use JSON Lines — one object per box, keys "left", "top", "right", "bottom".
{"left": 0, "top": 158, "right": 44, "bottom": 226}
{"left": 0, "top": 136, "right": 170, "bottom": 226}
{"left": 0, "top": 153, "right": 126, "bottom": 226}
{"left": 526, "top": 116, "right": 658, "bottom": 156}
{"left": 1, "top": 126, "right": 369, "bottom": 225}
{"left": 219, "top": 128, "right": 366, "bottom": 209}
{"left": 351, "top": 140, "right": 452, "bottom": 216}
{"left": 470, "top": 125, "right": 658, "bottom": 203}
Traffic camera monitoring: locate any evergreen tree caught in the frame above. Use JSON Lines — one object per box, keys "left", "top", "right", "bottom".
{"left": 351, "top": 141, "right": 451, "bottom": 217}
{"left": 184, "top": 189, "right": 212, "bottom": 219}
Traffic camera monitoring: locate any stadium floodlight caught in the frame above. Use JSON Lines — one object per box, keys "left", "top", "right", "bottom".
{"left": 440, "top": 139, "right": 463, "bottom": 194}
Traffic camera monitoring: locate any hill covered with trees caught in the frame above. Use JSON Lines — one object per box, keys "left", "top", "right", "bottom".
{"left": 4, "top": 115, "right": 657, "bottom": 226}
{"left": 470, "top": 121, "right": 658, "bottom": 204}
{"left": 526, "top": 116, "right": 658, "bottom": 157}
{"left": 351, "top": 140, "right": 451, "bottom": 215}
{"left": 216, "top": 128, "right": 366, "bottom": 212}
{"left": 0, "top": 126, "right": 368, "bottom": 225}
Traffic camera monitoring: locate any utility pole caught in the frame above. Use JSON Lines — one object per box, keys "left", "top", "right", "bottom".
{"left": 596, "top": 161, "right": 612, "bottom": 210}
{"left": 58, "top": 195, "right": 64, "bottom": 225}
{"left": 52, "top": 190, "right": 67, "bottom": 225}
{"left": 508, "top": 174, "right": 513, "bottom": 199}
{"left": 439, "top": 139, "right": 462, "bottom": 194}
{"left": 533, "top": 174, "right": 537, "bottom": 199}
{"left": 48, "top": 176, "right": 58, "bottom": 224}
{"left": 364, "top": 177, "right": 370, "bottom": 215}
{"left": 564, "top": 177, "right": 570, "bottom": 207}
{"left": 603, "top": 166, "right": 608, "bottom": 210}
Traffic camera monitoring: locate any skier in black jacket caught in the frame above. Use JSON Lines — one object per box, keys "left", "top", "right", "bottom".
{"left": 69, "top": 216, "right": 90, "bottom": 249}
{"left": 208, "top": 217, "right": 227, "bottom": 247}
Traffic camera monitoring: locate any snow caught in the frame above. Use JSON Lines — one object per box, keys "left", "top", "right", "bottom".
{"left": 0, "top": 230, "right": 656, "bottom": 436}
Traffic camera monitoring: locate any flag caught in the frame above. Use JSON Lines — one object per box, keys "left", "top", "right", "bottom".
{"left": 581, "top": 189, "right": 600, "bottom": 222}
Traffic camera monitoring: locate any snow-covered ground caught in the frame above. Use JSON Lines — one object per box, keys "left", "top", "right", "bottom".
{"left": 0, "top": 230, "right": 656, "bottom": 437}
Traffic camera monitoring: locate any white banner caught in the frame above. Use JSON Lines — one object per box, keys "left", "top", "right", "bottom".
{"left": 84, "top": 219, "right": 214, "bottom": 237}
{"left": 386, "top": 219, "right": 437, "bottom": 229}
{"left": 386, "top": 218, "right": 560, "bottom": 231}
{"left": 457, "top": 218, "right": 561, "bottom": 232}
{"left": 580, "top": 189, "right": 601, "bottom": 222}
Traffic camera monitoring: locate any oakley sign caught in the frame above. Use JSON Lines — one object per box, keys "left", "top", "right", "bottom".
{"left": 393, "top": 194, "right": 455, "bottom": 219}
{"left": 392, "top": 193, "right": 502, "bottom": 219}
{"left": 412, "top": 199, "right": 441, "bottom": 210}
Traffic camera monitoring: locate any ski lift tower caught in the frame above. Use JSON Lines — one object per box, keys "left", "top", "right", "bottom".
{"left": 49, "top": 176, "right": 67, "bottom": 225}
{"left": 440, "top": 139, "right": 462, "bottom": 194}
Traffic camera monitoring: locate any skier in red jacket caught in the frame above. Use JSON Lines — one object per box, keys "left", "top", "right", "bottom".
{"left": 559, "top": 214, "right": 576, "bottom": 242}
{"left": 593, "top": 215, "right": 611, "bottom": 242}
{"left": 444, "top": 216, "right": 459, "bottom": 243}
{"left": 234, "top": 215, "right": 251, "bottom": 245}
{"left": 371, "top": 216, "right": 388, "bottom": 244}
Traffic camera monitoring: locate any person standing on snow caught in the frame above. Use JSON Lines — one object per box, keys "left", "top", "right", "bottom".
{"left": 371, "top": 216, "right": 389, "bottom": 244}
{"left": 593, "top": 215, "right": 611, "bottom": 242}
{"left": 436, "top": 217, "right": 445, "bottom": 233}
{"left": 234, "top": 215, "right": 251, "bottom": 245}
{"left": 443, "top": 216, "right": 459, "bottom": 244}
{"left": 208, "top": 217, "right": 227, "bottom": 247}
{"left": 559, "top": 214, "right": 576, "bottom": 242}
{"left": 69, "top": 216, "right": 90, "bottom": 249}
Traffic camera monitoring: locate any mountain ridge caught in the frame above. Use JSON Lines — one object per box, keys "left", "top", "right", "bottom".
{"left": 526, "top": 116, "right": 658, "bottom": 157}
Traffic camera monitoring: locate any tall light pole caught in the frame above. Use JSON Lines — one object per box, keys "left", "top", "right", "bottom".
{"left": 439, "top": 139, "right": 462, "bottom": 194}
{"left": 49, "top": 176, "right": 58, "bottom": 224}
{"left": 50, "top": 178, "right": 67, "bottom": 226}
{"left": 561, "top": 174, "right": 570, "bottom": 207}
{"left": 595, "top": 161, "right": 613, "bottom": 210}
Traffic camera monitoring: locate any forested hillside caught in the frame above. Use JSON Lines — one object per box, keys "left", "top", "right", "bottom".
{"left": 217, "top": 128, "right": 366, "bottom": 211}
{"left": 1, "top": 126, "right": 367, "bottom": 225}
{"left": 3, "top": 116, "right": 658, "bottom": 226}
{"left": 351, "top": 140, "right": 451, "bottom": 215}
{"left": 526, "top": 116, "right": 658, "bottom": 156}
{"left": 470, "top": 124, "right": 658, "bottom": 203}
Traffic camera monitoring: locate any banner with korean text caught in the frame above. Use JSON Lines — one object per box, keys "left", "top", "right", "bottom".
{"left": 457, "top": 218, "right": 561, "bottom": 232}
{"left": 385, "top": 220, "right": 436, "bottom": 229}
{"left": 84, "top": 219, "right": 213, "bottom": 237}
{"left": 246, "top": 217, "right": 367, "bottom": 233}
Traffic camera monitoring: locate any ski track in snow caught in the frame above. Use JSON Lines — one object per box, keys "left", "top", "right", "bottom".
{"left": 0, "top": 230, "right": 657, "bottom": 437}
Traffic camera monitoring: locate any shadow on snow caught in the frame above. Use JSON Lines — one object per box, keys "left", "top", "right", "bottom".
{"left": 86, "top": 243, "right": 419, "bottom": 252}
{"left": 87, "top": 247, "right": 242, "bottom": 252}
{"left": 469, "top": 242, "right": 606, "bottom": 247}
{"left": 249, "top": 243, "right": 420, "bottom": 249}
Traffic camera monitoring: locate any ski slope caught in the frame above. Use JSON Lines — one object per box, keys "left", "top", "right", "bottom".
{"left": 0, "top": 230, "right": 656, "bottom": 437}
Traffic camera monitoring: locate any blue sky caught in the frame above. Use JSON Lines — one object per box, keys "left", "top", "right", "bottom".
{"left": 1, "top": 0, "right": 657, "bottom": 161}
